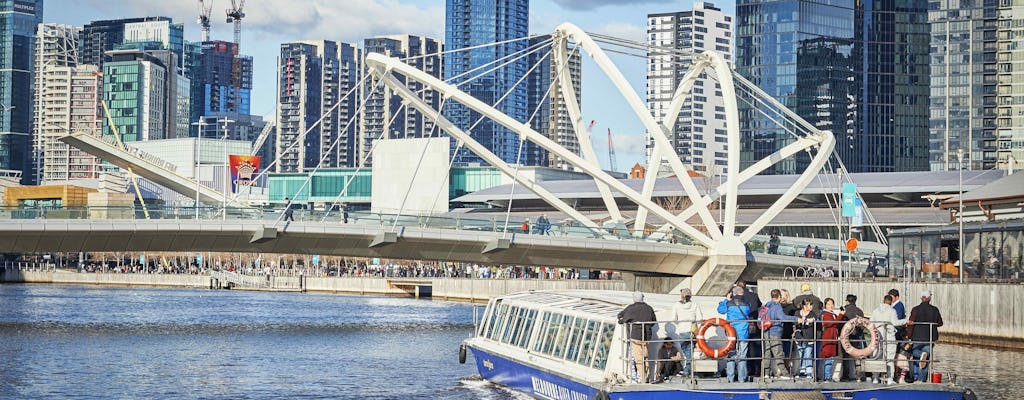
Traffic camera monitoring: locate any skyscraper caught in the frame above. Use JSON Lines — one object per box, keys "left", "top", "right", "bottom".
{"left": 735, "top": 0, "right": 930, "bottom": 173}
{"left": 102, "top": 50, "right": 168, "bottom": 142}
{"left": 275, "top": 40, "right": 361, "bottom": 172}
{"left": 1, "top": 0, "right": 43, "bottom": 183}
{"left": 647, "top": 2, "right": 733, "bottom": 175}
{"left": 929, "top": 0, "right": 1023, "bottom": 171}
{"left": 33, "top": 23, "right": 106, "bottom": 183}
{"left": 526, "top": 35, "right": 582, "bottom": 171}
{"left": 444, "top": 0, "right": 530, "bottom": 165}
{"left": 360, "top": 34, "right": 442, "bottom": 166}
{"left": 79, "top": 17, "right": 168, "bottom": 66}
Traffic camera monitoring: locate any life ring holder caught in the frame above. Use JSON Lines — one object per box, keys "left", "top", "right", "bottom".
{"left": 840, "top": 316, "right": 879, "bottom": 359}
{"left": 695, "top": 317, "right": 737, "bottom": 358}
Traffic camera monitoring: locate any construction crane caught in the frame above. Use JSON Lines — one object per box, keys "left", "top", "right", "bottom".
{"left": 197, "top": 0, "right": 213, "bottom": 42}
{"left": 226, "top": 0, "right": 246, "bottom": 53}
{"left": 608, "top": 128, "right": 618, "bottom": 172}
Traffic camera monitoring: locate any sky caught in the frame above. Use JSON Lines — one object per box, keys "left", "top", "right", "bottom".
{"left": 46, "top": 0, "right": 737, "bottom": 172}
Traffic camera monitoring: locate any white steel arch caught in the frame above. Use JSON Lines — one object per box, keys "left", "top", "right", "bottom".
{"left": 363, "top": 23, "right": 835, "bottom": 261}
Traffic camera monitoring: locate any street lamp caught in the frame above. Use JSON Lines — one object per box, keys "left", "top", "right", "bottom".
{"left": 957, "top": 148, "right": 964, "bottom": 283}
{"left": 218, "top": 117, "right": 235, "bottom": 220}
{"left": 190, "top": 119, "right": 208, "bottom": 220}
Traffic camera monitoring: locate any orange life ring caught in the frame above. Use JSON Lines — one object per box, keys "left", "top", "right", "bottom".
{"left": 840, "top": 317, "right": 879, "bottom": 359}
{"left": 696, "top": 317, "right": 737, "bottom": 358}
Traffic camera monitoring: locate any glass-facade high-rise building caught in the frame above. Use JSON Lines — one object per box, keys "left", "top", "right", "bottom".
{"left": 102, "top": 50, "right": 168, "bottom": 142}
{"left": 79, "top": 17, "right": 165, "bottom": 66}
{"left": 929, "top": 0, "right": 1023, "bottom": 171}
{"left": 735, "top": 0, "right": 931, "bottom": 173}
{"left": 1, "top": 0, "right": 43, "bottom": 183}
{"left": 444, "top": 0, "right": 533, "bottom": 165}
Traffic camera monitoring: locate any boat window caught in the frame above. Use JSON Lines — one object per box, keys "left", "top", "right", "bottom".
{"left": 550, "top": 315, "right": 575, "bottom": 359}
{"left": 481, "top": 299, "right": 502, "bottom": 338}
{"left": 515, "top": 309, "right": 537, "bottom": 348}
{"left": 538, "top": 313, "right": 568, "bottom": 355}
{"left": 592, "top": 323, "right": 615, "bottom": 369}
{"left": 576, "top": 319, "right": 600, "bottom": 366}
{"left": 562, "top": 317, "right": 588, "bottom": 360}
{"left": 501, "top": 307, "right": 526, "bottom": 345}
{"left": 488, "top": 303, "right": 511, "bottom": 341}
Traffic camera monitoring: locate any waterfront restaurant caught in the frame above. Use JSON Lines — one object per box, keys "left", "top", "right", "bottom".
{"left": 887, "top": 172, "right": 1024, "bottom": 280}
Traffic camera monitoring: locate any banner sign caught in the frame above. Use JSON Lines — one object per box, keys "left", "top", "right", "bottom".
{"left": 851, "top": 197, "right": 864, "bottom": 227}
{"left": 841, "top": 183, "right": 857, "bottom": 217}
{"left": 229, "top": 155, "right": 261, "bottom": 192}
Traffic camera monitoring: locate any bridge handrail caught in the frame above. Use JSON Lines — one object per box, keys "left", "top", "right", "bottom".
{"left": 0, "top": 205, "right": 696, "bottom": 245}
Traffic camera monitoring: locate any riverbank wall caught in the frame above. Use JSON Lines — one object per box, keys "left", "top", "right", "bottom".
{"left": 1, "top": 269, "right": 625, "bottom": 303}
{"left": 759, "top": 278, "right": 1024, "bottom": 350}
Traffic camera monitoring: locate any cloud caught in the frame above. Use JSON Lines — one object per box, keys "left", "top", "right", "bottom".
{"left": 592, "top": 22, "right": 647, "bottom": 43}
{"left": 550, "top": 0, "right": 674, "bottom": 11}
{"left": 70, "top": 0, "right": 445, "bottom": 43}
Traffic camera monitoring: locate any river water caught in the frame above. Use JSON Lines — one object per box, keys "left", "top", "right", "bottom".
{"left": 0, "top": 284, "right": 1014, "bottom": 399}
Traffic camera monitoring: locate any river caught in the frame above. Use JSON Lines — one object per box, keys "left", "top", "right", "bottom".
{"left": 0, "top": 284, "right": 1013, "bottom": 399}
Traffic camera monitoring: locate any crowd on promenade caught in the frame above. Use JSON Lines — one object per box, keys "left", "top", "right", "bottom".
{"left": 4, "top": 257, "right": 620, "bottom": 281}
{"left": 618, "top": 281, "right": 943, "bottom": 385}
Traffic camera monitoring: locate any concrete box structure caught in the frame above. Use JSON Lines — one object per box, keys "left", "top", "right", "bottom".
{"left": 87, "top": 192, "right": 135, "bottom": 219}
{"left": 4, "top": 185, "right": 97, "bottom": 207}
{"left": 371, "top": 137, "right": 450, "bottom": 215}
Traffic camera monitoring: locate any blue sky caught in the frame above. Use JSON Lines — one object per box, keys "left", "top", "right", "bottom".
{"left": 46, "top": 0, "right": 736, "bottom": 171}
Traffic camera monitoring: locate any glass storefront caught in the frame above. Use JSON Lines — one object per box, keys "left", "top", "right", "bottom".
{"left": 889, "top": 221, "right": 1024, "bottom": 280}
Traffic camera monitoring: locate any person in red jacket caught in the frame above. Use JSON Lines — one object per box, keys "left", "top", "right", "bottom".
{"left": 820, "top": 298, "right": 846, "bottom": 381}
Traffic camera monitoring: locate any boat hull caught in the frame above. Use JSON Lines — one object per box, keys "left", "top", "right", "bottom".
{"left": 469, "top": 345, "right": 965, "bottom": 400}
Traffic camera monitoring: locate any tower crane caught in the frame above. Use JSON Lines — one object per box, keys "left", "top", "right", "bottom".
{"left": 608, "top": 128, "right": 618, "bottom": 172}
{"left": 197, "top": 0, "right": 213, "bottom": 42}
{"left": 226, "top": 0, "right": 246, "bottom": 53}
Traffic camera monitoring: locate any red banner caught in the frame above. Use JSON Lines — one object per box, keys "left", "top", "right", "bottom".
{"left": 229, "top": 155, "right": 261, "bottom": 192}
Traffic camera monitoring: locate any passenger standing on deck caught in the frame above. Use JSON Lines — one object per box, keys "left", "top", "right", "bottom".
{"left": 840, "top": 294, "right": 865, "bottom": 381}
{"left": 762, "top": 289, "right": 799, "bottom": 377}
{"left": 718, "top": 286, "right": 751, "bottom": 382}
{"left": 792, "top": 284, "right": 823, "bottom": 314}
{"left": 889, "top": 289, "right": 906, "bottom": 341}
{"left": 779, "top": 289, "right": 796, "bottom": 358}
{"left": 735, "top": 280, "right": 762, "bottom": 376}
{"left": 671, "top": 288, "right": 703, "bottom": 377}
{"left": 820, "top": 298, "right": 845, "bottom": 381}
{"left": 793, "top": 299, "right": 818, "bottom": 377}
{"left": 618, "top": 292, "right": 657, "bottom": 383}
{"left": 905, "top": 290, "right": 943, "bottom": 383}
{"left": 870, "top": 294, "right": 909, "bottom": 383}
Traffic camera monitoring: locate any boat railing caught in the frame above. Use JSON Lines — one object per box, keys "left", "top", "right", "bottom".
{"left": 620, "top": 318, "right": 941, "bottom": 384}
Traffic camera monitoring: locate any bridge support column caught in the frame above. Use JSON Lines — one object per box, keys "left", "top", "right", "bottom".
{"left": 670, "top": 258, "right": 748, "bottom": 296}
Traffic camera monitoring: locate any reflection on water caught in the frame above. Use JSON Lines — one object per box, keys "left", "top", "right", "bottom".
{"left": 0, "top": 284, "right": 1016, "bottom": 399}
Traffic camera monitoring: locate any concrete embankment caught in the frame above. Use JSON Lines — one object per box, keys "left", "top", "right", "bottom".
{"left": 759, "top": 278, "right": 1024, "bottom": 349}
{"left": 1, "top": 269, "right": 625, "bottom": 303}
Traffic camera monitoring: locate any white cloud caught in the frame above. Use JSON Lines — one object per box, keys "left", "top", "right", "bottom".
{"left": 72, "top": 0, "right": 445, "bottom": 43}
{"left": 550, "top": 0, "right": 674, "bottom": 11}
{"left": 592, "top": 22, "right": 647, "bottom": 43}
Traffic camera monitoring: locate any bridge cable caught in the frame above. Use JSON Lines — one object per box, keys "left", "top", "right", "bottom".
{"left": 319, "top": 38, "right": 556, "bottom": 222}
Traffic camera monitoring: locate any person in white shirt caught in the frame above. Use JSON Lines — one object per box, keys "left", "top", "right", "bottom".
{"left": 870, "top": 294, "right": 909, "bottom": 383}
{"left": 671, "top": 288, "right": 704, "bottom": 377}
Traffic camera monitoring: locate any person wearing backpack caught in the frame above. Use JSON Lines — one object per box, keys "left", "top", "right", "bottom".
{"left": 760, "top": 289, "right": 799, "bottom": 378}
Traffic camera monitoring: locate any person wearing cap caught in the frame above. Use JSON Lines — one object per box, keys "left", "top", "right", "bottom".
{"left": 618, "top": 292, "right": 658, "bottom": 383}
{"left": 671, "top": 288, "right": 703, "bottom": 377}
{"left": 792, "top": 283, "right": 823, "bottom": 314}
{"left": 654, "top": 338, "right": 683, "bottom": 383}
{"left": 905, "top": 290, "right": 943, "bottom": 383}
{"left": 718, "top": 286, "right": 751, "bottom": 382}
